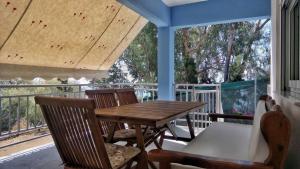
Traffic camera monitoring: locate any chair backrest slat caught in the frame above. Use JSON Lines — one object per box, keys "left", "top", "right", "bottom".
{"left": 85, "top": 89, "right": 125, "bottom": 134}
{"left": 85, "top": 89, "right": 118, "bottom": 108}
{"left": 115, "top": 88, "right": 139, "bottom": 105}
{"left": 261, "top": 105, "right": 291, "bottom": 169}
{"left": 35, "top": 96, "right": 112, "bottom": 169}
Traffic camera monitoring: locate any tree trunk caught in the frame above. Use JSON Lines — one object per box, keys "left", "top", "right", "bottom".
{"left": 234, "top": 19, "right": 270, "bottom": 80}
{"left": 224, "top": 24, "right": 235, "bottom": 82}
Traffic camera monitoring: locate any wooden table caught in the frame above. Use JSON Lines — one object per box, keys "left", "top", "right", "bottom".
{"left": 95, "top": 101, "right": 205, "bottom": 169}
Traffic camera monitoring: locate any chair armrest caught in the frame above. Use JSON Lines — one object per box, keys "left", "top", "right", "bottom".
{"left": 209, "top": 113, "right": 254, "bottom": 122}
{"left": 148, "top": 149, "right": 273, "bottom": 169}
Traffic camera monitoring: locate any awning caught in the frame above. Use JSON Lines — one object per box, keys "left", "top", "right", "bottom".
{"left": 0, "top": 0, "right": 147, "bottom": 79}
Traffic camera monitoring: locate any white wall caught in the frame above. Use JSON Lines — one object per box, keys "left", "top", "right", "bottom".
{"left": 271, "top": 0, "right": 300, "bottom": 168}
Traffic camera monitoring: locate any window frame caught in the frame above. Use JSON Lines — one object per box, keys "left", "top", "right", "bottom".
{"left": 281, "top": 0, "right": 300, "bottom": 93}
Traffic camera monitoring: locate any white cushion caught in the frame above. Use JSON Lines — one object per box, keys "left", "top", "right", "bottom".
{"left": 171, "top": 163, "right": 204, "bottom": 169}
{"left": 168, "top": 122, "right": 252, "bottom": 169}
{"left": 167, "top": 101, "right": 270, "bottom": 169}
{"left": 153, "top": 162, "right": 203, "bottom": 169}
{"left": 248, "top": 100, "right": 269, "bottom": 161}
{"left": 182, "top": 122, "right": 252, "bottom": 161}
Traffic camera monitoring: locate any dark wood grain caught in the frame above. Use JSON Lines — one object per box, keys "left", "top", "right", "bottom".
{"left": 134, "top": 124, "right": 149, "bottom": 169}
{"left": 185, "top": 114, "right": 195, "bottom": 139}
{"left": 261, "top": 105, "right": 291, "bottom": 169}
{"left": 148, "top": 149, "right": 273, "bottom": 169}
{"left": 85, "top": 89, "right": 125, "bottom": 136}
{"left": 115, "top": 88, "right": 139, "bottom": 105}
{"left": 35, "top": 96, "right": 142, "bottom": 169}
{"left": 95, "top": 101, "right": 205, "bottom": 127}
{"left": 209, "top": 114, "right": 254, "bottom": 122}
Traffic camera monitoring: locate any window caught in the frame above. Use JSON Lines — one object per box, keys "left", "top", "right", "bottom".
{"left": 291, "top": 2, "right": 299, "bottom": 80}
{"left": 281, "top": 0, "right": 300, "bottom": 93}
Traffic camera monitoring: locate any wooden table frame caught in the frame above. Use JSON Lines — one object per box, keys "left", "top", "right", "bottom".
{"left": 95, "top": 101, "right": 206, "bottom": 169}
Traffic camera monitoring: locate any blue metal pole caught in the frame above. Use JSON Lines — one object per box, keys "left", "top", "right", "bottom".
{"left": 157, "top": 27, "right": 175, "bottom": 100}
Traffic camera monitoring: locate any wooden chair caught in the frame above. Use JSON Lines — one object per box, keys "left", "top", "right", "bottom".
{"left": 149, "top": 96, "right": 291, "bottom": 169}
{"left": 115, "top": 88, "right": 168, "bottom": 149}
{"left": 35, "top": 96, "right": 142, "bottom": 169}
{"left": 85, "top": 89, "right": 140, "bottom": 143}
{"left": 115, "top": 88, "right": 139, "bottom": 105}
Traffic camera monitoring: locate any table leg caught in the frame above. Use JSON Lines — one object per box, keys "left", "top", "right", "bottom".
{"left": 154, "top": 139, "right": 162, "bottom": 149}
{"left": 186, "top": 114, "right": 195, "bottom": 139}
{"left": 167, "top": 123, "right": 178, "bottom": 139}
{"left": 107, "top": 122, "right": 117, "bottom": 143}
{"left": 159, "top": 131, "right": 165, "bottom": 147}
{"left": 135, "top": 124, "right": 149, "bottom": 169}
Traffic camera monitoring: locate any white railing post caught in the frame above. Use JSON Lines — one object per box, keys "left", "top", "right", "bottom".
{"left": 216, "top": 85, "right": 221, "bottom": 114}
{"left": 0, "top": 83, "right": 223, "bottom": 140}
{"left": 185, "top": 84, "right": 188, "bottom": 102}
{"left": 193, "top": 85, "right": 196, "bottom": 101}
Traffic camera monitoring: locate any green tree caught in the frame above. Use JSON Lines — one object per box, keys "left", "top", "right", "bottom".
{"left": 107, "top": 19, "right": 270, "bottom": 84}
{"left": 175, "top": 19, "right": 270, "bottom": 83}
{"left": 106, "top": 61, "right": 129, "bottom": 83}
{"left": 119, "top": 22, "right": 157, "bottom": 83}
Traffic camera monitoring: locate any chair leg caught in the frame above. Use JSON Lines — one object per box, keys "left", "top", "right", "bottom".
{"left": 125, "top": 141, "right": 134, "bottom": 147}
{"left": 125, "top": 161, "right": 134, "bottom": 169}
{"left": 166, "top": 123, "right": 177, "bottom": 139}
{"left": 154, "top": 139, "right": 162, "bottom": 149}
{"left": 149, "top": 160, "right": 158, "bottom": 169}
{"left": 159, "top": 162, "right": 171, "bottom": 169}
{"left": 159, "top": 131, "right": 165, "bottom": 147}
{"left": 135, "top": 152, "right": 148, "bottom": 169}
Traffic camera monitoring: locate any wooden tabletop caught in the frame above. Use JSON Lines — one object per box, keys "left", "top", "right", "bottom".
{"left": 95, "top": 101, "right": 206, "bottom": 127}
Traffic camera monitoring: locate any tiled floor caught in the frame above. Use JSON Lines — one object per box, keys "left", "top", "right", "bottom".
{"left": 0, "top": 136, "right": 53, "bottom": 157}
{"left": 0, "top": 126, "right": 197, "bottom": 169}
{"left": 0, "top": 139, "right": 187, "bottom": 169}
{"left": 0, "top": 143, "right": 62, "bottom": 169}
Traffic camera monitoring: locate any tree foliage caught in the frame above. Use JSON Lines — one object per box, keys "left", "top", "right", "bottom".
{"left": 106, "top": 19, "right": 271, "bottom": 84}
{"left": 115, "top": 23, "right": 158, "bottom": 83}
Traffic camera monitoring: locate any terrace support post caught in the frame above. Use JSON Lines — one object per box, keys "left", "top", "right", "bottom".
{"left": 157, "top": 27, "right": 175, "bottom": 100}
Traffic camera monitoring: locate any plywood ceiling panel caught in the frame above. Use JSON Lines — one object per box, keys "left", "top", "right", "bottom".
{"left": 76, "top": 6, "right": 140, "bottom": 70}
{"left": 0, "top": 0, "right": 31, "bottom": 48}
{"left": 0, "top": 0, "right": 122, "bottom": 68}
{"left": 99, "top": 17, "right": 148, "bottom": 70}
{"left": 0, "top": 0, "right": 146, "bottom": 78}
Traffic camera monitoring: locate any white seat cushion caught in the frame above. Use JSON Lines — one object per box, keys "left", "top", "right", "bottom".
{"left": 167, "top": 101, "right": 270, "bottom": 169}
{"left": 182, "top": 122, "right": 252, "bottom": 161}
{"left": 168, "top": 122, "right": 252, "bottom": 169}
{"left": 248, "top": 100, "right": 269, "bottom": 161}
{"left": 153, "top": 162, "right": 203, "bottom": 169}
{"left": 171, "top": 163, "right": 204, "bottom": 169}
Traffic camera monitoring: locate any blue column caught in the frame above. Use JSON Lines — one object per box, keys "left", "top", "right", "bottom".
{"left": 157, "top": 27, "right": 175, "bottom": 100}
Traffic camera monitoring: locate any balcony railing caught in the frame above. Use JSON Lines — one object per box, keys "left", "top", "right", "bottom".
{"left": 0, "top": 83, "right": 221, "bottom": 147}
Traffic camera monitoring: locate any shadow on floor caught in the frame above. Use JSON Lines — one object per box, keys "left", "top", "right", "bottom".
{"left": 0, "top": 139, "right": 187, "bottom": 169}
{"left": 0, "top": 144, "right": 62, "bottom": 169}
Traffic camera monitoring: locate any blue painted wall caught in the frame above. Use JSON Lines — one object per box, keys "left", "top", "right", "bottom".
{"left": 171, "top": 0, "right": 271, "bottom": 28}
{"left": 119, "top": 0, "right": 271, "bottom": 28}
{"left": 118, "top": 0, "right": 170, "bottom": 27}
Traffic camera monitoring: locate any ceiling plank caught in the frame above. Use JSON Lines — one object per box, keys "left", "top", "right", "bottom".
{"left": 0, "top": 0, "right": 32, "bottom": 49}
{"left": 0, "top": 0, "right": 121, "bottom": 68}
{"left": 76, "top": 6, "right": 141, "bottom": 70}
{"left": 99, "top": 17, "right": 148, "bottom": 70}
